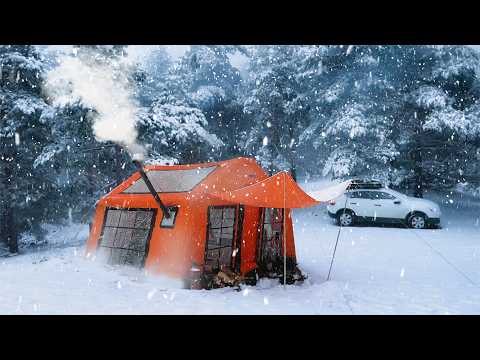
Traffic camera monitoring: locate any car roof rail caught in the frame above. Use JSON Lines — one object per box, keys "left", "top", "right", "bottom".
{"left": 347, "top": 179, "right": 383, "bottom": 190}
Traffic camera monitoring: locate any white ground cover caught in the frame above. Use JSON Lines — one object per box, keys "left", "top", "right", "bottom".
{"left": 1, "top": 181, "right": 479, "bottom": 314}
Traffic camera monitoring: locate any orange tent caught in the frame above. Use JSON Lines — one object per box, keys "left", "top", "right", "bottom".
{"left": 85, "top": 157, "right": 319, "bottom": 288}
{"left": 209, "top": 171, "right": 320, "bottom": 208}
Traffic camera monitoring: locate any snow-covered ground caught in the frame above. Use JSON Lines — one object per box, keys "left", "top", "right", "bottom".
{"left": 1, "top": 182, "right": 479, "bottom": 314}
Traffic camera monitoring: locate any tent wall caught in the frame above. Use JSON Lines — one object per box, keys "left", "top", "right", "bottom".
{"left": 87, "top": 193, "right": 195, "bottom": 277}
{"left": 87, "top": 202, "right": 297, "bottom": 279}
{"left": 145, "top": 201, "right": 194, "bottom": 277}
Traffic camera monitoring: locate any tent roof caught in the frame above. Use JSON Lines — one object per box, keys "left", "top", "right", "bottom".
{"left": 207, "top": 171, "right": 320, "bottom": 209}
{"left": 104, "top": 157, "right": 352, "bottom": 209}
{"left": 108, "top": 157, "right": 269, "bottom": 198}
{"left": 122, "top": 165, "right": 218, "bottom": 194}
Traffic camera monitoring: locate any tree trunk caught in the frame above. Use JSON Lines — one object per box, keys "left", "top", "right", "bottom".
{"left": 413, "top": 148, "right": 424, "bottom": 198}
{"left": 290, "top": 166, "right": 297, "bottom": 182}
{"left": 412, "top": 110, "right": 425, "bottom": 198}
{"left": 412, "top": 128, "right": 424, "bottom": 198}
{"left": 1, "top": 139, "right": 18, "bottom": 253}
{"left": 5, "top": 204, "right": 17, "bottom": 253}
{"left": 289, "top": 150, "right": 297, "bottom": 182}
{"left": 286, "top": 119, "right": 297, "bottom": 182}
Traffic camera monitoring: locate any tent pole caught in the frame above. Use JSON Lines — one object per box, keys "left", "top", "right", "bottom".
{"left": 283, "top": 171, "right": 287, "bottom": 290}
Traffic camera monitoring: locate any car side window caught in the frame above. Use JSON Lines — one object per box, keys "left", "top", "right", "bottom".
{"left": 370, "top": 192, "right": 381, "bottom": 200}
{"left": 348, "top": 191, "right": 366, "bottom": 199}
{"left": 371, "top": 191, "right": 395, "bottom": 200}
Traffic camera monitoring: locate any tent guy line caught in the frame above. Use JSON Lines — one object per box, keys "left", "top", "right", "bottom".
{"left": 327, "top": 194, "right": 350, "bottom": 281}
{"left": 404, "top": 224, "right": 479, "bottom": 289}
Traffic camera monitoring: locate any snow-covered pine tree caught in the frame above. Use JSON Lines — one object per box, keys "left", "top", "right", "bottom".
{"left": 134, "top": 46, "right": 172, "bottom": 107}
{"left": 137, "top": 93, "right": 223, "bottom": 164}
{"left": 243, "top": 45, "right": 311, "bottom": 179}
{"left": 36, "top": 45, "right": 135, "bottom": 225}
{"left": 135, "top": 46, "right": 242, "bottom": 164}
{"left": 393, "top": 45, "right": 480, "bottom": 197}
{"left": 295, "top": 45, "right": 480, "bottom": 198}
{"left": 422, "top": 46, "right": 480, "bottom": 195}
{"left": 296, "top": 45, "right": 399, "bottom": 183}
{"left": 0, "top": 45, "right": 53, "bottom": 249}
{"left": 166, "top": 45, "right": 246, "bottom": 159}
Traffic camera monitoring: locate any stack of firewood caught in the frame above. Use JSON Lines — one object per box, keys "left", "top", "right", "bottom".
{"left": 213, "top": 269, "right": 245, "bottom": 288}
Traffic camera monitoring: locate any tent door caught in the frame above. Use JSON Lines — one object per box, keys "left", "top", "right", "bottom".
{"left": 204, "top": 205, "right": 243, "bottom": 273}
{"left": 257, "top": 208, "right": 285, "bottom": 275}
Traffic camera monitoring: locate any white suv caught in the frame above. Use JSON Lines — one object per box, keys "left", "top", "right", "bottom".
{"left": 327, "top": 184, "right": 441, "bottom": 229}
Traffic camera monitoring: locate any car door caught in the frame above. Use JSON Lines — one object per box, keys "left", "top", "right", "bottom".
{"left": 370, "top": 191, "right": 405, "bottom": 219}
{"left": 347, "top": 191, "right": 375, "bottom": 218}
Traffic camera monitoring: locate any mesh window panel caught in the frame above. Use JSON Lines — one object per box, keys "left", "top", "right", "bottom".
{"left": 224, "top": 207, "right": 235, "bottom": 220}
{"left": 208, "top": 229, "right": 221, "bottom": 245}
{"left": 122, "top": 166, "right": 217, "bottom": 193}
{"left": 259, "top": 208, "right": 284, "bottom": 270}
{"left": 131, "top": 229, "right": 149, "bottom": 251}
{"left": 209, "top": 211, "right": 223, "bottom": 228}
{"left": 120, "top": 211, "right": 137, "bottom": 228}
{"left": 98, "top": 208, "right": 155, "bottom": 267}
{"left": 105, "top": 210, "right": 121, "bottom": 226}
{"left": 101, "top": 228, "right": 117, "bottom": 247}
{"left": 135, "top": 211, "right": 154, "bottom": 229}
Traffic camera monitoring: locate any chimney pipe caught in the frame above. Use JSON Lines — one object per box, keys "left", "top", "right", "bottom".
{"left": 132, "top": 160, "right": 171, "bottom": 219}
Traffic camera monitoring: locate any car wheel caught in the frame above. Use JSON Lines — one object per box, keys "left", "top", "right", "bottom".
{"left": 408, "top": 213, "right": 426, "bottom": 229}
{"left": 337, "top": 210, "right": 354, "bottom": 227}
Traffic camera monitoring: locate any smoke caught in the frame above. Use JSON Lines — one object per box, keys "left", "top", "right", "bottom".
{"left": 44, "top": 49, "right": 145, "bottom": 160}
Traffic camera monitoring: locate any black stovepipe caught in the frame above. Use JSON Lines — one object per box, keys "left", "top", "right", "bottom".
{"left": 132, "top": 160, "right": 171, "bottom": 218}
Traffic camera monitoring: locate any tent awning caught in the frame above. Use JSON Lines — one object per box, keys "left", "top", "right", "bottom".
{"left": 207, "top": 171, "right": 319, "bottom": 208}
{"left": 307, "top": 180, "right": 352, "bottom": 203}
{"left": 208, "top": 173, "right": 352, "bottom": 209}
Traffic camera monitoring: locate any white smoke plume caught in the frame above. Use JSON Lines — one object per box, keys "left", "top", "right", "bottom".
{"left": 44, "top": 49, "right": 145, "bottom": 160}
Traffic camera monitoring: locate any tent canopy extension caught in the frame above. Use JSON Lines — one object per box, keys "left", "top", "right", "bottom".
{"left": 85, "top": 157, "right": 349, "bottom": 288}
{"left": 208, "top": 171, "right": 319, "bottom": 209}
